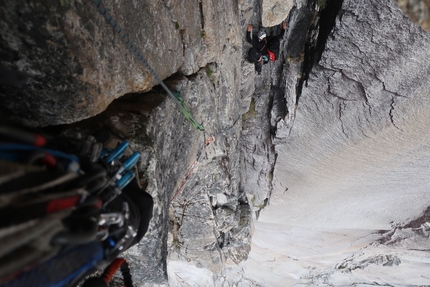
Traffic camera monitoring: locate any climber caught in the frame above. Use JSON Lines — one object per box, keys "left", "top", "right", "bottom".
{"left": 246, "top": 21, "right": 287, "bottom": 73}
{"left": 247, "top": 47, "right": 268, "bottom": 74}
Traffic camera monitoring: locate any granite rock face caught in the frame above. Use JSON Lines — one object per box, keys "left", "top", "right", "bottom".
{"left": 111, "top": 64, "right": 255, "bottom": 282}
{"left": 275, "top": 0, "right": 430, "bottom": 147}
{"left": 2, "top": 0, "right": 430, "bottom": 285}
{"left": 1, "top": 0, "right": 253, "bottom": 284}
{"left": 141, "top": 59, "right": 253, "bottom": 280}
{"left": 261, "top": 0, "right": 309, "bottom": 27}
{"left": 0, "top": 0, "right": 239, "bottom": 126}
{"left": 245, "top": 0, "right": 430, "bottom": 285}
{"left": 239, "top": 0, "right": 303, "bottom": 218}
{"left": 0, "top": 0, "right": 177, "bottom": 126}
{"left": 102, "top": 1, "right": 253, "bottom": 283}
{"left": 284, "top": 6, "right": 313, "bottom": 58}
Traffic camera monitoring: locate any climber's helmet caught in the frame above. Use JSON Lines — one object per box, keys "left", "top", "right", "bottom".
{"left": 258, "top": 31, "right": 266, "bottom": 41}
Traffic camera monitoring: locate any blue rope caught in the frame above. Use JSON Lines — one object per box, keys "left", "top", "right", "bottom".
{"left": 90, "top": 0, "right": 205, "bottom": 132}
{"left": 0, "top": 144, "right": 80, "bottom": 163}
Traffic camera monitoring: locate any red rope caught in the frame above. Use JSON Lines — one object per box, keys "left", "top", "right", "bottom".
{"left": 170, "top": 136, "right": 215, "bottom": 203}
{"left": 102, "top": 258, "right": 126, "bottom": 284}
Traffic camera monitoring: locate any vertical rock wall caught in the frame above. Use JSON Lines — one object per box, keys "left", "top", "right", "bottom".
{"left": 0, "top": 0, "right": 241, "bottom": 126}
{"left": 1, "top": 0, "right": 253, "bottom": 284}
{"left": 0, "top": 0, "right": 183, "bottom": 126}
{"left": 3, "top": 0, "right": 429, "bottom": 285}
{"left": 243, "top": 0, "right": 430, "bottom": 285}
{"left": 119, "top": 0, "right": 255, "bottom": 284}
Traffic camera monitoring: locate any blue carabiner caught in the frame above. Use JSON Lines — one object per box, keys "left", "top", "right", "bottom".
{"left": 105, "top": 141, "right": 129, "bottom": 163}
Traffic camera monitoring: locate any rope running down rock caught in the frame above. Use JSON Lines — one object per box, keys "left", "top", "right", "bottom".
{"left": 90, "top": 0, "right": 218, "bottom": 203}
{"left": 170, "top": 135, "right": 216, "bottom": 203}
{"left": 90, "top": 0, "right": 205, "bottom": 132}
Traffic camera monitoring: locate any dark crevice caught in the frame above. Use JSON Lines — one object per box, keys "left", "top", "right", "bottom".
{"left": 296, "top": 7, "right": 317, "bottom": 104}
{"left": 389, "top": 96, "right": 401, "bottom": 130}
{"left": 315, "top": 0, "right": 344, "bottom": 63}
{"left": 199, "top": 1, "right": 204, "bottom": 30}
{"left": 380, "top": 79, "right": 408, "bottom": 99}
{"left": 267, "top": 63, "right": 287, "bottom": 136}
{"left": 42, "top": 91, "right": 166, "bottom": 136}
{"left": 41, "top": 70, "right": 189, "bottom": 138}
{"left": 296, "top": 0, "right": 344, "bottom": 104}
{"left": 217, "top": 232, "right": 226, "bottom": 248}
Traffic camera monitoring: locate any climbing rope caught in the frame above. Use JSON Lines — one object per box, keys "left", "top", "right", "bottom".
{"left": 90, "top": 0, "right": 205, "bottom": 132}
{"left": 89, "top": 0, "right": 219, "bottom": 204}
{"left": 101, "top": 258, "right": 133, "bottom": 287}
{"left": 170, "top": 135, "right": 216, "bottom": 202}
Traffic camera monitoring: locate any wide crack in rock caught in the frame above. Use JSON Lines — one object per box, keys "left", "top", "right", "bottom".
{"left": 262, "top": 0, "right": 430, "bottom": 285}
{"left": 242, "top": 0, "right": 346, "bottom": 216}
{"left": 6, "top": 0, "right": 428, "bottom": 285}
{"left": 46, "top": 58, "right": 253, "bottom": 282}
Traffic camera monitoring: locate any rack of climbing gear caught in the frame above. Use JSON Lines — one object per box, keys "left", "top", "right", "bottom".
{"left": 0, "top": 124, "right": 140, "bottom": 287}
{"left": 90, "top": 0, "right": 205, "bottom": 132}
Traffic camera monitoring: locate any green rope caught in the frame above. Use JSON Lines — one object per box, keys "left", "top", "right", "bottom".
{"left": 91, "top": 0, "right": 205, "bottom": 132}
{"left": 173, "top": 92, "right": 205, "bottom": 131}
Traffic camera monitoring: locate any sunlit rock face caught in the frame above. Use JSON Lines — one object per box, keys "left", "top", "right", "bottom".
{"left": 243, "top": 0, "right": 430, "bottom": 285}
